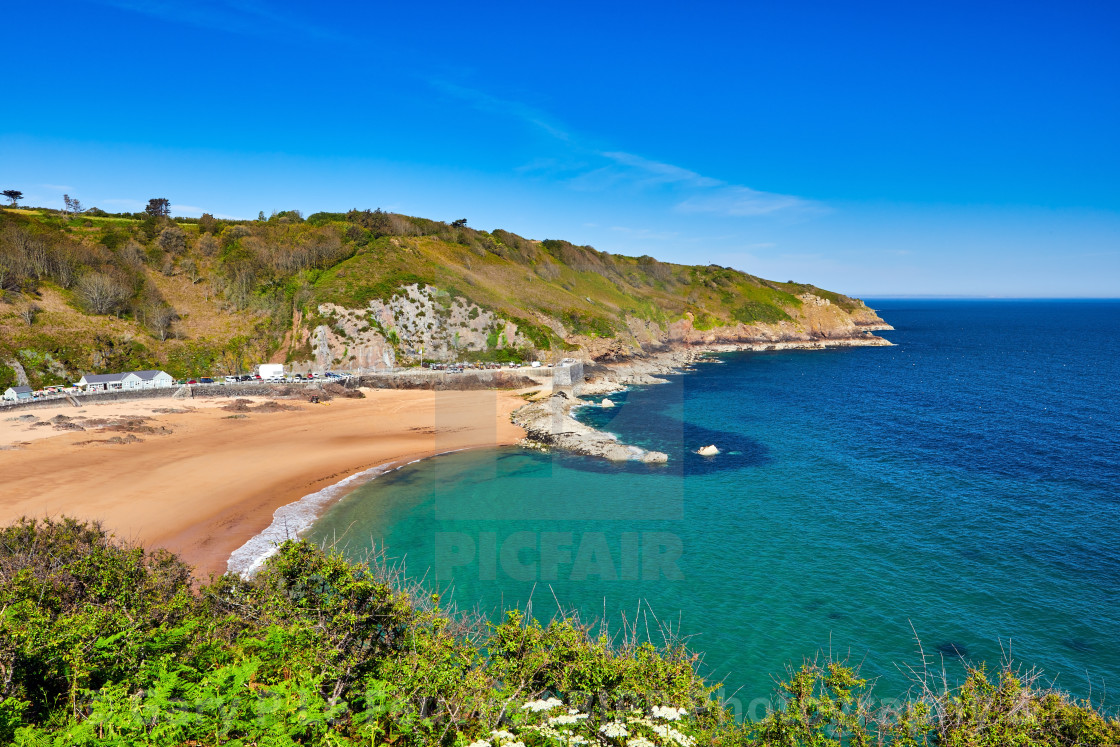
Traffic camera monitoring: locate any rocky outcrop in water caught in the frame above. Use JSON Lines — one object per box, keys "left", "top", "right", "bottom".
{"left": 576, "top": 332, "right": 892, "bottom": 395}
{"left": 512, "top": 392, "right": 668, "bottom": 464}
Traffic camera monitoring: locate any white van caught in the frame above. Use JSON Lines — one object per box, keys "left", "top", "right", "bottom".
{"left": 258, "top": 363, "right": 285, "bottom": 381}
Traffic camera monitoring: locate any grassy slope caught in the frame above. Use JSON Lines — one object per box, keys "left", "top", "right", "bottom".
{"left": 0, "top": 208, "right": 872, "bottom": 387}
{"left": 310, "top": 232, "right": 835, "bottom": 338}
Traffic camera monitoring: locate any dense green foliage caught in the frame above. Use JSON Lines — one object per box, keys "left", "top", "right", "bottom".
{"left": 730, "top": 302, "right": 791, "bottom": 326}
{"left": 0, "top": 204, "right": 873, "bottom": 383}
{"left": 1, "top": 518, "right": 1116, "bottom": 746}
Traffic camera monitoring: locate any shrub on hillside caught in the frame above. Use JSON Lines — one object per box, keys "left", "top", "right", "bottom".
{"left": 1, "top": 517, "right": 1116, "bottom": 745}
{"left": 74, "top": 271, "right": 131, "bottom": 315}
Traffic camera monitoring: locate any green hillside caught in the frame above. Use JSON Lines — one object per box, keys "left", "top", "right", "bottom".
{"left": 0, "top": 206, "right": 876, "bottom": 389}
{"left": 2, "top": 518, "right": 1117, "bottom": 746}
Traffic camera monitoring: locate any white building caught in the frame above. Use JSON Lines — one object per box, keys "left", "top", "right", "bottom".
{"left": 76, "top": 370, "right": 175, "bottom": 392}
{"left": 2, "top": 385, "right": 32, "bottom": 402}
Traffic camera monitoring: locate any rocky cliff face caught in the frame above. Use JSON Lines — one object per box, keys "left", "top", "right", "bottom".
{"left": 307, "top": 286, "right": 891, "bottom": 369}
{"left": 311, "top": 284, "right": 535, "bottom": 369}
{"left": 576, "top": 294, "right": 892, "bottom": 362}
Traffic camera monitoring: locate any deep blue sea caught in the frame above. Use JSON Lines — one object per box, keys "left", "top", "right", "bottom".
{"left": 308, "top": 300, "right": 1120, "bottom": 711}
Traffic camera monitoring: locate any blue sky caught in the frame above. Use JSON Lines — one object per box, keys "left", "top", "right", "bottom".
{"left": 3, "top": 0, "right": 1118, "bottom": 297}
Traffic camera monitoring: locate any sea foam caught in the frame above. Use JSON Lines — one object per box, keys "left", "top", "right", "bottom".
{"left": 225, "top": 462, "right": 396, "bottom": 577}
{"left": 225, "top": 449, "right": 469, "bottom": 577}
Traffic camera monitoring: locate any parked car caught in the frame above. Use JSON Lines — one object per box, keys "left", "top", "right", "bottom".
{"left": 199, "top": 377, "right": 214, "bottom": 384}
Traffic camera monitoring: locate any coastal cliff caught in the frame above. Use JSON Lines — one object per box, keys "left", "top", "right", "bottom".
{"left": 573, "top": 292, "right": 891, "bottom": 364}
{"left": 0, "top": 206, "right": 890, "bottom": 389}
{"left": 305, "top": 290, "right": 890, "bottom": 371}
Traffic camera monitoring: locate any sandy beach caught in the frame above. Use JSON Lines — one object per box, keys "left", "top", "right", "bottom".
{"left": 0, "top": 389, "right": 526, "bottom": 578}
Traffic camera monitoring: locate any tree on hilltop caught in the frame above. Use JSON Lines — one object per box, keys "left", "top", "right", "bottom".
{"left": 2, "top": 190, "right": 21, "bottom": 206}
{"left": 62, "top": 194, "right": 83, "bottom": 218}
{"left": 145, "top": 198, "right": 171, "bottom": 218}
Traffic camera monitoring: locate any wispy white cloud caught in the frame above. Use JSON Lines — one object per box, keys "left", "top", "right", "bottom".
{"left": 40, "top": 183, "right": 73, "bottom": 192}
{"left": 429, "top": 81, "right": 572, "bottom": 142}
{"left": 434, "top": 79, "right": 824, "bottom": 220}
{"left": 567, "top": 151, "right": 724, "bottom": 192}
{"left": 170, "top": 204, "right": 210, "bottom": 216}
{"left": 600, "top": 152, "right": 721, "bottom": 188}
{"left": 676, "top": 186, "right": 822, "bottom": 218}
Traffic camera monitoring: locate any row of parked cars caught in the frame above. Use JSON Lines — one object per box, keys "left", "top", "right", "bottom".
{"left": 425, "top": 361, "right": 560, "bottom": 372}
{"left": 176, "top": 372, "right": 351, "bottom": 385}
{"left": 426, "top": 362, "right": 505, "bottom": 373}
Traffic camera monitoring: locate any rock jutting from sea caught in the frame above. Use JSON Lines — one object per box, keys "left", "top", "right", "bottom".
{"left": 511, "top": 324, "right": 895, "bottom": 463}
{"left": 512, "top": 392, "right": 668, "bottom": 464}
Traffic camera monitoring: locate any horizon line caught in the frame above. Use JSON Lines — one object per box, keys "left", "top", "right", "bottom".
{"left": 859, "top": 295, "right": 1120, "bottom": 300}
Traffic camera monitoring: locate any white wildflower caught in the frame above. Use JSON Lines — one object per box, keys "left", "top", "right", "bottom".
{"left": 466, "top": 742, "right": 491, "bottom": 747}
{"left": 535, "top": 725, "right": 564, "bottom": 739}
{"left": 522, "top": 697, "right": 564, "bottom": 712}
{"left": 599, "top": 721, "right": 629, "bottom": 739}
{"left": 549, "top": 713, "right": 589, "bottom": 726}
{"left": 651, "top": 724, "right": 695, "bottom": 747}
{"left": 627, "top": 738, "right": 657, "bottom": 747}
{"left": 652, "top": 705, "right": 688, "bottom": 721}
{"left": 490, "top": 729, "right": 517, "bottom": 744}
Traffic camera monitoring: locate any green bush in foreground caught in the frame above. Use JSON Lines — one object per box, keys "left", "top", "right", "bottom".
{"left": 0, "top": 517, "right": 1117, "bottom": 746}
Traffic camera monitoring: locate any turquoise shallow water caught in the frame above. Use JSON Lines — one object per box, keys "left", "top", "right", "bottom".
{"left": 307, "top": 300, "right": 1120, "bottom": 708}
